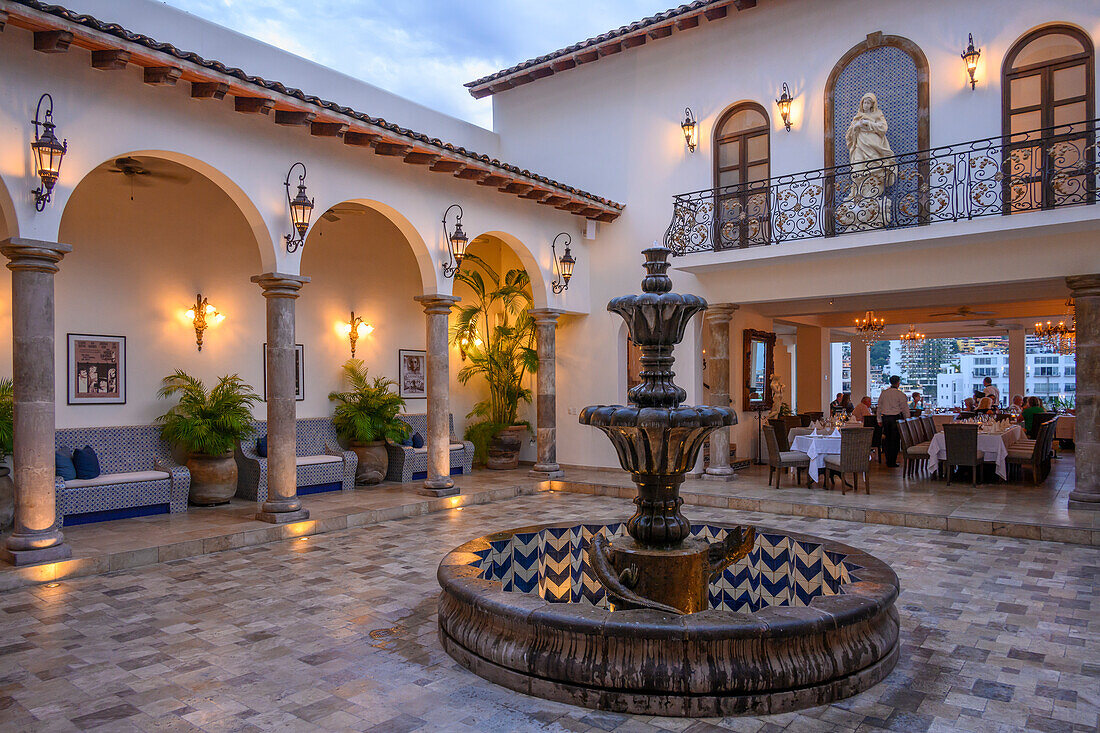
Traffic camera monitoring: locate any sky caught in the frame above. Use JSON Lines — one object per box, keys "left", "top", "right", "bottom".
{"left": 160, "top": 0, "right": 667, "bottom": 129}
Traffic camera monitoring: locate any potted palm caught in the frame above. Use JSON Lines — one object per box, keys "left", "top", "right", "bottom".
{"left": 328, "top": 359, "right": 410, "bottom": 484}
{"left": 157, "top": 371, "right": 259, "bottom": 506}
{"left": 0, "top": 378, "right": 13, "bottom": 529}
{"left": 452, "top": 254, "right": 538, "bottom": 469}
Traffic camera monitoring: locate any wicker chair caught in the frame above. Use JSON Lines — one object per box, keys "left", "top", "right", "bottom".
{"left": 1027, "top": 412, "right": 1056, "bottom": 440}
{"left": 823, "top": 427, "right": 875, "bottom": 495}
{"left": 862, "top": 415, "right": 883, "bottom": 463}
{"left": 768, "top": 419, "right": 791, "bottom": 452}
{"left": 763, "top": 424, "right": 810, "bottom": 489}
{"left": 920, "top": 416, "right": 936, "bottom": 443}
{"left": 787, "top": 427, "right": 813, "bottom": 446}
{"left": 1006, "top": 420, "right": 1053, "bottom": 484}
{"left": 899, "top": 418, "right": 930, "bottom": 478}
{"left": 942, "top": 423, "right": 982, "bottom": 486}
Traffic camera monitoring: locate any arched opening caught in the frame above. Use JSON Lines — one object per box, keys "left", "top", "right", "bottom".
{"left": 1002, "top": 25, "right": 1095, "bottom": 212}
{"left": 57, "top": 154, "right": 267, "bottom": 427}
{"left": 298, "top": 201, "right": 430, "bottom": 419}
{"left": 713, "top": 102, "right": 771, "bottom": 248}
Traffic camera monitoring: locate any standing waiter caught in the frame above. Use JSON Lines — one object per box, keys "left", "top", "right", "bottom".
{"left": 876, "top": 375, "right": 910, "bottom": 467}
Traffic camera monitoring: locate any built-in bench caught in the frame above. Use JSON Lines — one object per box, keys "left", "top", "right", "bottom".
{"left": 386, "top": 414, "right": 474, "bottom": 483}
{"left": 55, "top": 425, "right": 190, "bottom": 526}
{"left": 234, "top": 418, "right": 357, "bottom": 502}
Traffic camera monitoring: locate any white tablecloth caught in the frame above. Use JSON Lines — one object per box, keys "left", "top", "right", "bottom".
{"left": 926, "top": 425, "right": 1023, "bottom": 480}
{"left": 1056, "top": 415, "right": 1075, "bottom": 441}
{"left": 931, "top": 414, "right": 957, "bottom": 431}
{"left": 791, "top": 433, "right": 842, "bottom": 480}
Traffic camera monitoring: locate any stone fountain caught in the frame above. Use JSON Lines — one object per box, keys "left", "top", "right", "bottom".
{"left": 437, "top": 247, "right": 900, "bottom": 716}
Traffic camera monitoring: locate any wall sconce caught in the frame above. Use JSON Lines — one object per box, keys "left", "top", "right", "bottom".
{"left": 458, "top": 333, "right": 483, "bottom": 361}
{"left": 185, "top": 293, "right": 224, "bottom": 351}
{"left": 551, "top": 232, "right": 575, "bottom": 294}
{"left": 776, "top": 83, "right": 794, "bottom": 132}
{"left": 30, "top": 93, "right": 67, "bottom": 211}
{"left": 284, "top": 162, "right": 314, "bottom": 253}
{"left": 961, "top": 33, "right": 980, "bottom": 90}
{"left": 441, "top": 203, "right": 468, "bottom": 279}
{"left": 341, "top": 311, "right": 373, "bottom": 357}
{"left": 681, "top": 107, "right": 698, "bottom": 153}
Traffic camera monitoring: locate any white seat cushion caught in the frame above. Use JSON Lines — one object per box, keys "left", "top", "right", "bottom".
{"left": 63, "top": 470, "right": 171, "bottom": 489}
{"left": 296, "top": 454, "right": 342, "bottom": 466}
{"left": 412, "top": 443, "right": 466, "bottom": 454}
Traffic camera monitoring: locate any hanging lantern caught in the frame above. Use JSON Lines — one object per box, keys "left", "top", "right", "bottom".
{"left": 961, "top": 33, "right": 981, "bottom": 90}
{"left": 681, "top": 107, "right": 698, "bottom": 153}
{"left": 284, "top": 162, "right": 314, "bottom": 253}
{"left": 775, "top": 83, "right": 794, "bottom": 132}
{"left": 30, "top": 93, "right": 67, "bottom": 211}
{"left": 551, "top": 233, "right": 576, "bottom": 293}
{"left": 441, "top": 203, "right": 468, "bottom": 278}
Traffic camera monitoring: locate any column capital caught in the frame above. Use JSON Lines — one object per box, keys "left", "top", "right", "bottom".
{"left": 414, "top": 294, "right": 460, "bottom": 315}
{"left": 1066, "top": 274, "right": 1100, "bottom": 298}
{"left": 251, "top": 272, "right": 310, "bottom": 298}
{"left": 704, "top": 303, "right": 739, "bottom": 323}
{"left": 528, "top": 308, "right": 565, "bottom": 326}
{"left": 1, "top": 237, "right": 71, "bottom": 274}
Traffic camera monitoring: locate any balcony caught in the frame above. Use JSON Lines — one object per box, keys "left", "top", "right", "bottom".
{"left": 666, "top": 119, "right": 1098, "bottom": 255}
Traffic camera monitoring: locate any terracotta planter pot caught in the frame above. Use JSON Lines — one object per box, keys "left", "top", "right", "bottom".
{"left": 487, "top": 425, "right": 526, "bottom": 470}
{"left": 0, "top": 465, "right": 13, "bottom": 530}
{"left": 187, "top": 452, "right": 237, "bottom": 506}
{"left": 350, "top": 441, "right": 388, "bottom": 485}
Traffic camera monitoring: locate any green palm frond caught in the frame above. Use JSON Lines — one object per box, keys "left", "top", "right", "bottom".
{"left": 0, "top": 378, "right": 13, "bottom": 460}
{"left": 157, "top": 371, "right": 260, "bottom": 456}
{"left": 327, "top": 359, "right": 409, "bottom": 444}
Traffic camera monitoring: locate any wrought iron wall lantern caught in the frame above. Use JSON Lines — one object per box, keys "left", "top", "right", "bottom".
{"left": 30, "top": 93, "right": 67, "bottom": 211}
{"left": 284, "top": 162, "right": 314, "bottom": 253}
{"left": 185, "top": 293, "right": 224, "bottom": 351}
{"left": 441, "top": 203, "right": 468, "bottom": 278}
{"left": 776, "top": 83, "right": 794, "bottom": 132}
{"left": 342, "top": 310, "right": 373, "bottom": 357}
{"left": 681, "top": 107, "right": 698, "bottom": 153}
{"left": 551, "top": 232, "right": 575, "bottom": 294}
{"left": 961, "top": 33, "right": 981, "bottom": 90}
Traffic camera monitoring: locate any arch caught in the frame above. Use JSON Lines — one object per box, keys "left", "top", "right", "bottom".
{"left": 60, "top": 149, "right": 276, "bottom": 272}
{"left": 712, "top": 101, "right": 771, "bottom": 248}
{"left": 0, "top": 173, "right": 17, "bottom": 240}
{"left": 472, "top": 230, "right": 549, "bottom": 309}
{"left": 307, "top": 198, "right": 438, "bottom": 296}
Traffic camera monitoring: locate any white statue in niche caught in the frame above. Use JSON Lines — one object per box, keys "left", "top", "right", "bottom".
{"left": 766, "top": 374, "right": 785, "bottom": 420}
{"left": 838, "top": 92, "right": 898, "bottom": 231}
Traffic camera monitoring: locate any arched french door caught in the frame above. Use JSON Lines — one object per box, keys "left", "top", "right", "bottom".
{"left": 713, "top": 102, "right": 770, "bottom": 249}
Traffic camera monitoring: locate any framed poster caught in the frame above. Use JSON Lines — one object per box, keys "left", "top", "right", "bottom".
{"left": 399, "top": 349, "right": 427, "bottom": 398}
{"left": 262, "top": 343, "right": 305, "bottom": 401}
{"left": 67, "top": 334, "right": 126, "bottom": 404}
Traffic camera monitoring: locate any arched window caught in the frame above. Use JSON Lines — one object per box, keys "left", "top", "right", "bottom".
{"left": 713, "top": 102, "right": 770, "bottom": 249}
{"left": 1003, "top": 25, "right": 1095, "bottom": 211}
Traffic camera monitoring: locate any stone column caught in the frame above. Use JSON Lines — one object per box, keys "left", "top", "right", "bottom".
{"left": 252, "top": 273, "right": 310, "bottom": 523}
{"left": 1067, "top": 274, "right": 1099, "bottom": 509}
{"left": 528, "top": 309, "right": 564, "bottom": 478}
{"left": 1, "top": 238, "right": 72, "bottom": 566}
{"left": 414, "top": 295, "right": 460, "bottom": 497}
{"left": 850, "top": 339, "right": 869, "bottom": 402}
{"left": 779, "top": 334, "right": 798, "bottom": 411}
{"left": 1008, "top": 326, "right": 1026, "bottom": 406}
{"left": 703, "top": 304, "right": 738, "bottom": 480}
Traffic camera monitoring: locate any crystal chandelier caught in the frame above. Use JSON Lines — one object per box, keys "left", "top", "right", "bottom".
{"left": 899, "top": 324, "right": 925, "bottom": 357}
{"left": 1035, "top": 298, "right": 1075, "bottom": 355}
{"left": 854, "top": 310, "right": 886, "bottom": 343}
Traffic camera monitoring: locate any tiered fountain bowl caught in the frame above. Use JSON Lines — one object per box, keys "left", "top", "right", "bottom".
{"left": 437, "top": 247, "right": 899, "bottom": 716}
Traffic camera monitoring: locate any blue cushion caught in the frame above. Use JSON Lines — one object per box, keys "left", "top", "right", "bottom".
{"left": 256, "top": 437, "right": 267, "bottom": 457}
{"left": 71, "top": 446, "right": 101, "bottom": 480}
{"left": 411, "top": 433, "right": 424, "bottom": 449}
{"left": 55, "top": 450, "right": 77, "bottom": 480}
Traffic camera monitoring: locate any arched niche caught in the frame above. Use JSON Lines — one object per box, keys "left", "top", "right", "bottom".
{"left": 474, "top": 230, "right": 549, "bottom": 310}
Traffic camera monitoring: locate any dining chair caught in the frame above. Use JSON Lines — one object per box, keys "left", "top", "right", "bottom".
{"left": 957, "top": 412, "right": 976, "bottom": 421}
{"left": 862, "top": 415, "right": 882, "bottom": 463}
{"left": 1006, "top": 421, "right": 1052, "bottom": 485}
{"left": 920, "top": 416, "right": 935, "bottom": 443}
{"left": 823, "top": 427, "right": 875, "bottom": 495}
{"left": 763, "top": 424, "right": 810, "bottom": 489}
{"left": 899, "top": 419, "right": 929, "bottom": 478}
{"left": 943, "top": 424, "right": 981, "bottom": 486}
{"left": 768, "top": 419, "right": 791, "bottom": 452}
{"left": 1027, "top": 412, "right": 1055, "bottom": 440}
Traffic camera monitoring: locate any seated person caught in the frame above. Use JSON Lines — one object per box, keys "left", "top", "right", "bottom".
{"left": 1009, "top": 394, "right": 1024, "bottom": 415}
{"left": 829, "top": 392, "right": 845, "bottom": 415}
{"left": 976, "top": 395, "right": 994, "bottom": 413}
{"left": 852, "top": 396, "right": 874, "bottom": 421}
{"left": 1020, "top": 396, "right": 1045, "bottom": 431}
{"left": 910, "top": 392, "right": 923, "bottom": 411}
{"left": 962, "top": 396, "right": 976, "bottom": 411}
{"left": 841, "top": 393, "right": 854, "bottom": 414}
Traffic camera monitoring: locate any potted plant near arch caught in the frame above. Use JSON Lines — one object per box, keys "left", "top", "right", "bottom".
{"left": 157, "top": 370, "right": 259, "bottom": 506}
{"left": 452, "top": 253, "right": 538, "bottom": 469}
{"left": 328, "top": 359, "right": 410, "bottom": 485}
{"left": 0, "top": 378, "right": 13, "bottom": 529}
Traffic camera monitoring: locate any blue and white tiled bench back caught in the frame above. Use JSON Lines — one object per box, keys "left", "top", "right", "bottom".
{"left": 234, "top": 418, "right": 357, "bottom": 502}
{"left": 385, "top": 413, "right": 474, "bottom": 483}
{"left": 54, "top": 425, "right": 190, "bottom": 526}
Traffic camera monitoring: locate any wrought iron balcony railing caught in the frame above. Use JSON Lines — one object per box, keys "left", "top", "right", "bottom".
{"left": 666, "top": 119, "right": 1098, "bottom": 255}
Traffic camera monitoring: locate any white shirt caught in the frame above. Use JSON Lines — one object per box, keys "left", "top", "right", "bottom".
{"left": 852, "top": 402, "right": 873, "bottom": 421}
{"left": 876, "top": 388, "right": 911, "bottom": 418}
{"left": 983, "top": 384, "right": 1000, "bottom": 405}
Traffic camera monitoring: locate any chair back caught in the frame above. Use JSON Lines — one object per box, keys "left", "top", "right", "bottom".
{"left": 837, "top": 427, "right": 875, "bottom": 472}
{"left": 1040, "top": 418, "right": 1058, "bottom": 459}
{"left": 803, "top": 411, "right": 824, "bottom": 422}
{"left": 862, "top": 415, "right": 882, "bottom": 448}
{"left": 897, "top": 419, "right": 913, "bottom": 451}
{"left": 787, "top": 427, "right": 813, "bottom": 445}
{"left": 762, "top": 424, "right": 781, "bottom": 467}
{"left": 921, "top": 416, "right": 935, "bottom": 442}
{"left": 1029, "top": 421, "right": 1053, "bottom": 463}
{"left": 798, "top": 414, "right": 813, "bottom": 427}
{"left": 943, "top": 424, "right": 979, "bottom": 468}
{"left": 768, "top": 420, "right": 790, "bottom": 452}
{"left": 1028, "top": 412, "right": 1056, "bottom": 439}
{"left": 779, "top": 415, "right": 802, "bottom": 437}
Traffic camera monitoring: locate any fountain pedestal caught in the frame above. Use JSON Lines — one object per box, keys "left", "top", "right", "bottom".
{"left": 609, "top": 538, "right": 710, "bottom": 614}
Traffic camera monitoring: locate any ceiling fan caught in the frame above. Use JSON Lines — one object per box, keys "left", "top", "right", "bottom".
{"left": 929, "top": 305, "right": 997, "bottom": 318}
{"left": 104, "top": 157, "right": 192, "bottom": 184}
{"left": 321, "top": 206, "right": 370, "bottom": 223}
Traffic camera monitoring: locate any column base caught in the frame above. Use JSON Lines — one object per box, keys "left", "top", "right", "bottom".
{"left": 419, "top": 479, "right": 458, "bottom": 497}
{"left": 529, "top": 463, "right": 564, "bottom": 479}
{"left": 1068, "top": 493, "right": 1100, "bottom": 511}
{"left": 256, "top": 508, "right": 310, "bottom": 524}
{"left": 702, "top": 469, "right": 738, "bottom": 482}
{"left": 0, "top": 542, "right": 72, "bottom": 566}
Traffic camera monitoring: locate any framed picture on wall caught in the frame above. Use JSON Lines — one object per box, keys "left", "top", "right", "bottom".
{"left": 399, "top": 349, "right": 427, "bottom": 398}
{"left": 262, "top": 343, "right": 305, "bottom": 401}
{"left": 67, "top": 334, "right": 126, "bottom": 405}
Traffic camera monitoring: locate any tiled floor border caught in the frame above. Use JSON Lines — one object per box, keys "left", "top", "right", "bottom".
{"left": 549, "top": 480, "right": 1100, "bottom": 547}
{"left": 0, "top": 484, "right": 546, "bottom": 592}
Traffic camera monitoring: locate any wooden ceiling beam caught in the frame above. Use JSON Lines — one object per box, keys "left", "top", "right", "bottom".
{"left": 234, "top": 96, "right": 274, "bottom": 114}
{"left": 274, "top": 110, "right": 315, "bottom": 126}
{"left": 648, "top": 25, "right": 673, "bottom": 40}
{"left": 403, "top": 151, "right": 440, "bottom": 165}
{"left": 575, "top": 50, "right": 599, "bottom": 64}
{"left": 343, "top": 130, "right": 379, "bottom": 146}
{"left": 90, "top": 49, "right": 130, "bottom": 70}
{"left": 675, "top": 16, "right": 700, "bottom": 30}
{"left": 734, "top": 0, "right": 758, "bottom": 9}
{"left": 455, "top": 168, "right": 489, "bottom": 181}
{"left": 540, "top": 195, "right": 570, "bottom": 206}
{"left": 430, "top": 160, "right": 465, "bottom": 173}
{"left": 621, "top": 35, "right": 646, "bottom": 50}
{"left": 557, "top": 201, "right": 588, "bottom": 213}
{"left": 373, "top": 141, "right": 411, "bottom": 156}
{"left": 33, "top": 30, "right": 72, "bottom": 53}
{"left": 579, "top": 207, "right": 604, "bottom": 218}
{"left": 597, "top": 42, "right": 622, "bottom": 57}
{"left": 704, "top": 5, "right": 729, "bottom": 21}
{"left": 191, "top": 81, "right": 228, "bottom": 100}
{"left": 501, "top": 182, "right": 533, "bottom": 195}
{"left": 529, "top": 67, "right": 553, "bottom": 80}
{"left": 551, "top": 58, "right": 576, "bottom": 72}
{"left": 595, "top": 212, "right": 617, "bottom": 222}
{"left": 143, "top": 66, "right": 182, "bottom": 86}
{"left": 310, "top": 121, "right": 348, "bottom": 137}
{"left": 522, "top": 189, "right": 552, "bottom": 200}
{"left": 477, "top": 174, "right": 511, "bottom": 188}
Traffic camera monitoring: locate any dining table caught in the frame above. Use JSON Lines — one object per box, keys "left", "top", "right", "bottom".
{"left": 926, "top": 424, "right": 1023, "bottom": 481}
{"left": 790, "top": 430, "right": 842, "bottom": 483}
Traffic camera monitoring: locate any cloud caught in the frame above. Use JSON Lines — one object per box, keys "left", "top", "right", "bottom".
{"left": 160, "top": 0, "right": 661, "bottom": 129}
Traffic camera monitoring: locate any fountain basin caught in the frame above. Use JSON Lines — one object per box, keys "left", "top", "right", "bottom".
{"left": 438, "top": 522, "right": 899, "bottom": 717}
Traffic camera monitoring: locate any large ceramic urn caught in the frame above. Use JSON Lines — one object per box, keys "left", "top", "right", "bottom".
{"left": 187, "top": 452, "right": 237, "bottom": 505}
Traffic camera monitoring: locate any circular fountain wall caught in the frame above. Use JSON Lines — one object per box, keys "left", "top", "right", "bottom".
{"left": 438, "top": 521, "right": 899, "bottom": 717}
